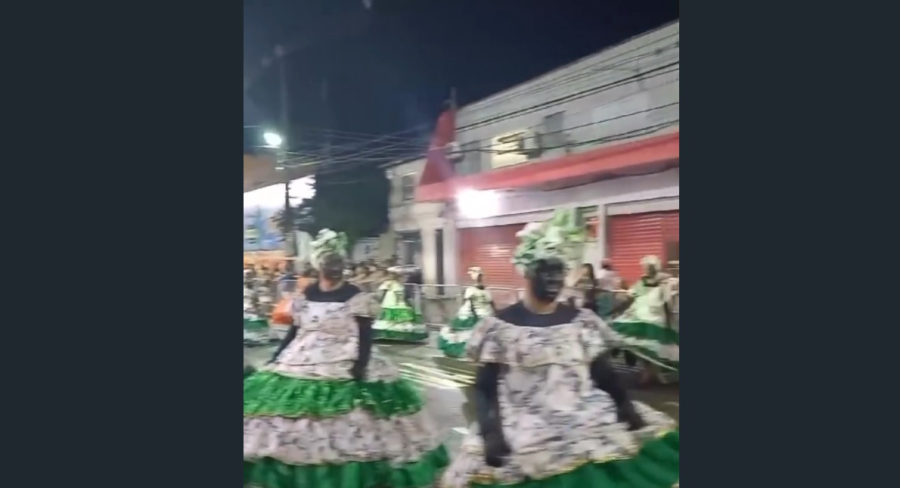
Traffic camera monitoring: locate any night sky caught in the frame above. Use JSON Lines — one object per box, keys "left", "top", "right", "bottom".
{"left": 244, "top": 0, "right": 679, "bottom": 153}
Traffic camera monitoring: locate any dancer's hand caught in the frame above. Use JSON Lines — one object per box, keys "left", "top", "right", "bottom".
{"left": 350, "top": 362, "right": 366, "bottom": 382}
{"left": 483, "top": 431, "right": 511, "bottom": 467}
{"left": 617, "top": 403, "right": 647, "bottom": 431}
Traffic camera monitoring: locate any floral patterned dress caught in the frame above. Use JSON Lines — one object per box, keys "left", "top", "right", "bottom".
{"left": 438, "top": 286, "right": 493, "bottom": 358}
{"left": 372, "top": 280, "right": 428, "bottom": 342}
{"left": 440, "top": 304, "right": 679, "bottom": 488}
{"left": 611, "top": 278, "right": 679, "bottom": 371}
{"left": 243, "top": 283, "right": 449, "bottom": 488}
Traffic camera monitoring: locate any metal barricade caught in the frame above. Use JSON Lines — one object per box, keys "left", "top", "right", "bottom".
{"left": 250, "top": 278, "right": 678, "bottom": 334}
{"left": 415, "top": 284, "right": 464, "bottom": 329}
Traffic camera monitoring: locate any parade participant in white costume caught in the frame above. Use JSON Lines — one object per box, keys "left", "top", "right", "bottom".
{"left": 440, "top": 210, "right": 679, "bottom": 488}
{"left": 372, "top": 266, "right": 428, "bottom": 342}
{"left": 611, "top": 255, "right": 679, "bottom": 378}
{"left": 244, "top": 229, "right": 449, "bottom": 488}
{"left": 438, "top": 266, "right": 495, "bottom": 358}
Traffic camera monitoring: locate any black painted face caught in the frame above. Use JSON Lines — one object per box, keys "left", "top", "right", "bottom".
{"left": 319, "top": 253, "right": 346, "bottom": 282}
{"left": 527, "top": 258, "right": 566, "bottom": 302}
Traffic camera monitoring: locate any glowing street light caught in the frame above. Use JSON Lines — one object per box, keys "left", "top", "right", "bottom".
{"left": 263, "top": 131, "right": 283, "bottom": 148}
{"left": 456, "top": 189, "right": 500, "bottom": 219}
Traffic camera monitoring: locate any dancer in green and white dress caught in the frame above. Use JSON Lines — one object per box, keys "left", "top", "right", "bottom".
{"left": 440, "top": 210, "right": 678, "bottom": 488}
{"left": 439, "top": 266, "right": 495, "bottom": 358}
{"left": 611, "top": 255, "right": 679, "bottom": 374}
{"left": 373, "top": 267, "right": 428, "bottom": 342}
{"left": 244, "top": 229, "right": 449, "bottom": 488}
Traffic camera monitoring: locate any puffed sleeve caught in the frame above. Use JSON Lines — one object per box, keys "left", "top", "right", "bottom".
{"left": 347, "top": 290, "right": 376, "bottom": 317}
{"left": 580, "top": 310, "right": 625, "bottom": 359}
{"left": 466, "top": 317, "right": 508, "bottom": 363}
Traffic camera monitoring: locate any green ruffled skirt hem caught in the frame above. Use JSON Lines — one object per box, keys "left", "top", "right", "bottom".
{"left": 449, "top": 315, "right": 479, "bottom": 330}
{"left": 472, "top": 431, "right": 679, "bottom": 488}
{"left": 373, "top": 329, "right": 430, "bottom": 342}
{"left": 612, "top": 321, "right": 679, "bottom": 344}
{"left": 378, "top": 307, "right": 423, "bottom": 323}
{"left": 437, "top": 335, "right": 467, "bottom": 358}
{"left": 244, "top": 445, "right": 450, "bottom": 488}
{"left": 611, "top": 321, "right": 679, "bottom": 371}
{"left": 244, "top": 371, "right": 424, "bottom": 418}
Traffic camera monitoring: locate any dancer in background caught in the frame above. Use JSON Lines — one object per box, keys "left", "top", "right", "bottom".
{"left": 611, "top": 255, "right": 680, "bottom": 382}
{"left": 441, "top": 210, "right": 679, "bottom": 488}
{"left": 439, "top": 266, "right": 495, "bottom": 358}
{"left": 244, "top": 229, "right": 449, "bottom": 488}
{"left": 595, "top": 258, "right": 623, "bottom": 319}
{"left": 372, "top": 266, "right": 428, "bottom": 342}
{"left": 243, "top": 268, "right": 269, "bottom": 346}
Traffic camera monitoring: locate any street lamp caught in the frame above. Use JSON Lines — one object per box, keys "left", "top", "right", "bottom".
{"left": 263, "top": 131, "right": 283, "bottom": 148}
{"left": 457, "top": 189, "right": 500, "bottom": 219}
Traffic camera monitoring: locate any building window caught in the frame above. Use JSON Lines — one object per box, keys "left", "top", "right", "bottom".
{"left": 542, "top": 111, "right": 566, "bottom": 148}
{"left": 400, "top": 174, "right": 416, "bottom": 202}
{"left": 397, "top": 231, "right": 422, "bottom": 267}
{"left": 456, "top": 141, "right": 482, "bottom": 176}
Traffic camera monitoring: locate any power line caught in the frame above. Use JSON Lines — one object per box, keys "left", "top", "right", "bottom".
{"left": 291, "top": 113, "right": 679, "bottom": 180}
{"left": 262, "top": 62, "right": 678, "bottom": 178}
{"left": 276, "top": 94, "right": 678, "bottom": 178}
{"left": 463, "top": 37, "right": 679, "bottom": 112}
{"left": 287, "top": 75, "right": 678, "bottom": 169}
{"left": 458, "top": 61, "right": 679, "bottom": 132}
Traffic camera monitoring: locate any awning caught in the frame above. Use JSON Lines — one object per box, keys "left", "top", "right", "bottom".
{"left": 416, "top": 131, "right": 679, "bottom": 202}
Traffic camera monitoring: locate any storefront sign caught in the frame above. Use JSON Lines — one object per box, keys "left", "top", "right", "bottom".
{"left": 490, "top": 130, "right": 534, "bottom": 169}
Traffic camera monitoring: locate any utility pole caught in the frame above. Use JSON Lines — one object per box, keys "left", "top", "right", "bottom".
{"left": 276, "top": 44, "right": 296, "bottom": 263}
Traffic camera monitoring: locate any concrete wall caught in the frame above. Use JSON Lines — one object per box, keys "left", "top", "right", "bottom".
{"left": 455, "top": 22, "right": 679, "bottom": 174}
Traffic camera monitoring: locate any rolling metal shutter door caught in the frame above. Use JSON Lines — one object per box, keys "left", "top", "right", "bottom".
{"left": 608, "top": 210, "right": 679, "bottom": 285}
{"left": 458, "top": 225, "right": 523, "bottom": 302}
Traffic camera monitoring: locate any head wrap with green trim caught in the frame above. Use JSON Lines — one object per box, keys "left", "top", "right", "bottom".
{"left": 511, "top": 209, "right": 586, "bottom": 276}
{"left": 310, "top": 229, "right": 348, "bottom": 269}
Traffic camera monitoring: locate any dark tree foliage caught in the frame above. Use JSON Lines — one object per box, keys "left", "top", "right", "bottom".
{"left": 310, "top": 164, "right": 390, "bottom": 249}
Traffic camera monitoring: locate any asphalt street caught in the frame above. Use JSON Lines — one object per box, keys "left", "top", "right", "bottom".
{"left": 245, "top": 334, "right": 679, "bottom": 455}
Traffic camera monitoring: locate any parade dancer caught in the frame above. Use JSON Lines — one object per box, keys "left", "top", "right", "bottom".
{"left": 595, "top": 259, "right": 623, "bottom": 319}
{"left": 441, "top": 210, "right": 679, "bottom": 488}
{"left": 438, "top": 266, "right": 495, "bottom": 358}
{"left": 611, "top": 255, "right": 680, "bottom": 378}
{"left": 244, "top": 229, "right": 449, "bottom": 488}
{"left": 372, "top": 266, "right": 428, "bottom": 342}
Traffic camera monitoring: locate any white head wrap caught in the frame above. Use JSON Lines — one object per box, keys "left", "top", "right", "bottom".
{"left": 511, "top": 209, "right": 586, "bottom": 275}
{"left": 310, "top": 229, "right": 348, "bottom": 269}
{"left": 467, "top": 266, "right": 483, "bottom": 280}
{"left": 641, "top": 255, "right": 662, "bottom": 271}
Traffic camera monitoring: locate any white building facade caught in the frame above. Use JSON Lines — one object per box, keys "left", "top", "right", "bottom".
{"left": 383, "top": 158, "right": 456, "bottom": 289}
{"left": 417, "top": 21, "right": 680, "bottom": 287}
